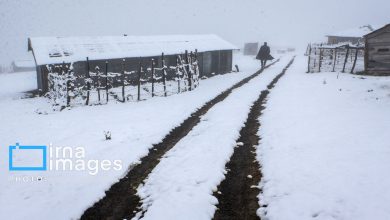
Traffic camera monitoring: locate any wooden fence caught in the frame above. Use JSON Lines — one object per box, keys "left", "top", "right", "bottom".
{"left": 306, "top": 43, "right": 365, "bottom": 74}
{"left": 47, "top": 50, "right": 200, "bottom": 109}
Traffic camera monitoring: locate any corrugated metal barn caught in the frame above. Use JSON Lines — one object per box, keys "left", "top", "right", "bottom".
{"left": 364, "top": 24, "right": 390, "bottom": 75}
{"left": 28, "top": 35, "right": 238, "bottom": 93}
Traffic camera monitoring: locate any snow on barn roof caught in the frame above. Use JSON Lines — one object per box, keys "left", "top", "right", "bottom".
{"left": 326, "top": 25, "right": 379, "bottom": 38}
{"left": 28, "top": 34, "right": 238, "bottom": 65}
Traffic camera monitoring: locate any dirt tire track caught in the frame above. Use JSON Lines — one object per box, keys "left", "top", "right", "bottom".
{"left": 213, "top": 57, "right": 295, "bottom": 220}
{"left": 80, "top": 60, "right": 280, "bottom": 220}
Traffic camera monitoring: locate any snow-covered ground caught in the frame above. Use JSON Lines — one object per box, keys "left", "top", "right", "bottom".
{"left": 2, "top": 53, "right": 389, "bottom": 220}
{"left": 134, "top": 56, "right": 292, "bottom": 220}
{"left": 258, "top": 55, "right": 390, "bottom": 220}
{"left": 0, "top": 53, "right": 260, "bottom": 220}
{"left": 0, "top": 71, "right": 37, "bottom": 100}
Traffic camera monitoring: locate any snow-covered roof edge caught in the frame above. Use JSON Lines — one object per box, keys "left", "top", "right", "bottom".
{"left": 28, "top": 34, "right": 238, "bottom": 65}
{"left": 364, "top": 24, "right": 390, "bottom": 38}
{"left": 326, "top": 25, "right": 383, "bottom": 38}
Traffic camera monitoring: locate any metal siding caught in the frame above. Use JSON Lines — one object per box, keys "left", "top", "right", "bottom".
{"left": 216, "top": 50, "right": 232, "bottom": 73}
{"left": 197, "top": 53, "right": 204, "bottom": 78}
{"left": 202, "top": 51, "right": 212, "bottom": 76}
{"left": 38, "top": 50, "right": 235, "bottom": 93}
{"left": 36, "top": 66, "right": 43, "bottom": 91}
{"left": 42, "top": 66, "right": 49, "bottom": 93}
{"left": 226, "top": 50, "right": 233, "bottom": 72}
{"left": 211, "top": 51, "right": 220, "bottom": 74}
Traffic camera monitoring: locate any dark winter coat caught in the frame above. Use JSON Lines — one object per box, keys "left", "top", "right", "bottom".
{"left": 256, "top": 45, "right": 273, "bottom": 60}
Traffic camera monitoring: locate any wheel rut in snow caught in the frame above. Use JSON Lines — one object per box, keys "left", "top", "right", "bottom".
{"left": 213, "top": 57, "right": 295, "bottom": 220}
{"left": 80, "top": 60, "right": 280, "bottom": 220}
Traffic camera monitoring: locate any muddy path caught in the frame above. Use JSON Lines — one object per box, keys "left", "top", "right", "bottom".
{"left": 80, "top": 60, "right": 280, "bottom": 220}
{"left": 213, "top": 57, "right": 295, "bottom": 220}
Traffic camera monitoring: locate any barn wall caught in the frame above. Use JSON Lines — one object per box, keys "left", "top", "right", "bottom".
{"left": 37, "top": 50, "right": 234, "bottom": 93}
{"left": 219, "top": 50, "right": 232, "bottom": 73}
{"left": 36, "top": 65, "right": 43, "bottom": 92}
{"left": 198, "top": 50, "right": 233, "bottom": 77}
{"left": 365, "top": 27, "right": 390, "bottom": 75}
{"left": 201, "top": 51, "right": 213, "bottom": 76}
{"left": 36, "top": 65, "right": 52, "bottom": 93}
{"left": 197, "top": 52, "right": 204, "bottom": 78}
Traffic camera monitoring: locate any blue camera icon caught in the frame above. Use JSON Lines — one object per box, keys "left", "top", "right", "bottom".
{"left": 9, "top": 143, "right": 47, "bottom": 171}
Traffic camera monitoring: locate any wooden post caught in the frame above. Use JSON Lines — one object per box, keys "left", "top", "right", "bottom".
{"left": 364, "top": 38, "right": 369, "bottom": 73}
{"left": 313, "top": 47, "right": 317, "bottom": 71}
{"left": 85, "top": 57, "right": 91, "bottom": 105}
{"left": 105, "top": 61, "right": 109, "bottom": 103}
{"left": 190, "top": 51, "right": 198, "bottom": 88}
{"left": 62, "top": 62, "right": 70, "bottom": 106}
{"left": 318, "top": 48, "right": 323, "bottom": 72}
{"left": 137, "top": 59, "right": 142, "bottom": 101}
{"left": 151, "top": 59, "right": 155, "bottom": 97}
{"left": 194, "top": 51, "right": 200, "bottom": 88}
{"left": 121, "top": 59, "right": 125, "bottom": 102}
{"left": 185, "top": 50, "right": 192, "bottom": 91}
{"left": 161, "top": 53, "right": 167, "bottom": 97}
{"left": 350, "top": 47, "right": 359, "bottom": 74}
{"left": 332, "top": 48, "right": 337, "bottom": 72}
{"left": 66, "top": 80, "right": 71, "bottom": 107}
{"left": 96, "top": 66, "right": 101, "bottom": 103}
{"left": 189, "top": 51, "right": 193, "bottom": 86}
{"left": 178, "top": 54, "right": 187, "bottom": 92}
{"left": 342, "top": 45, "right": 350, "bottom": 73}
{"left": 195, "top": 49, "right": 200, "bottom": 78}
{"left": 307, "top": 45, "right": 312, "bottom": 73}
{"left": 176, "top": 56, "right": 180, "bottom": 93}
{"left": 306, "top": 44, "right": 310, "bottom": 55}
{"left": 350, "top": 48, "right": 353, "bottom": 62}
{"left": 313, "top": 58, "right": 316, "bottom": 71}
{"left": 62, "top": 61, "right": 66, "bottom": 74}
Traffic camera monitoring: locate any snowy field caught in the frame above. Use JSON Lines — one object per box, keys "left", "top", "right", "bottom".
{"left": 258, "top": 56, "right": 390, "bottom": 220}
{"left": 0, "top": 71, "right": 37, "bottom": 100}
{"left": 1, "top": 53, "right": 390, "bottom": 220}
{"left": 0, "top": 53, "right": 261, "bottom": 220}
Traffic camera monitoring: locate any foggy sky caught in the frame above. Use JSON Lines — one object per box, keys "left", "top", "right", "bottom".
{"left": 0, "top": 0, "right": 389, "bottom": 66}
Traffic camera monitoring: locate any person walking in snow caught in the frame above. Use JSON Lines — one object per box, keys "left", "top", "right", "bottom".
{"left": 256, "top": 42, "right": 273, "bottom": 68}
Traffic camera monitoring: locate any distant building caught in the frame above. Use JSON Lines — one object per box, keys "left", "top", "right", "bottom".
{"left": 28, "top": 35, "right": 238, "bottom": 93}
{"left": 11, "top": 60, "right": 35, "bottom": 72}
{"left": 243, "top": 43, "right": 258, "bottom": 55}
{"left": 287, "top": 48, "right": 295, "bottom": 52}
{"left": 326, "top": 25, "right": 375, "bottom": 45}
{"left": 364, "top": 24, "right": 390, "bottom": 75}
